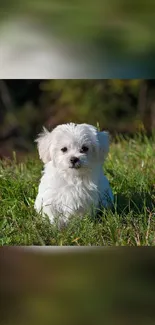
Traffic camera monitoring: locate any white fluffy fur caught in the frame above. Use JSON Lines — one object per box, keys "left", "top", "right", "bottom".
{"left": 34, "top": 123, "right": 113, "bottom": 225}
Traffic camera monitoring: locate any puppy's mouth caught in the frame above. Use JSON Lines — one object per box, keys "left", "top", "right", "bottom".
{"left": 69, "top": 165, "right": 81, "bottom": 169}
{"left": 69, "top": 163, "right": 81, "bottom": 169}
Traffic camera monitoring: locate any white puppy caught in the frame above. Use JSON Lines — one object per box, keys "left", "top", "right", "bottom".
{"left": 34, "top": 123, "right": 113, "bottom": 224}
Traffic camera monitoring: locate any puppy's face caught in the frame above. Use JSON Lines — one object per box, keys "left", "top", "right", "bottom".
{"left": 36, "top": 123, "right": 109, "bottom": 173}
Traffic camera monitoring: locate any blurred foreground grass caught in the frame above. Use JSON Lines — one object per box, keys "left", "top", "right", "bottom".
{"left": 1, "top": 248, "right": 155, "bottom": 325}
{"left": 0, "top": 135, "right": 155, "bottom": 246}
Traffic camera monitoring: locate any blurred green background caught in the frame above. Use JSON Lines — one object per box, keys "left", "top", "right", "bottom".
{"left": 1, "top": 0, "right": 155, "bottom": 77}
{"left": 0, "top": 79, "right": 155, "bottom": 159}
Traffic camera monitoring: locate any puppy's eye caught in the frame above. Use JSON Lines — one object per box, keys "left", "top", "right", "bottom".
{"left": 80, "top": 145, "right": 89, "bottom": 153}
{"left": 61, "top": 147, "right": 67, "bottom": 153}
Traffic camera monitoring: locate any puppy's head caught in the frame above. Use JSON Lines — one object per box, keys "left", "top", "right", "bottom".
{"left": 36, "top": 123, "right": 110, "bottom": 172}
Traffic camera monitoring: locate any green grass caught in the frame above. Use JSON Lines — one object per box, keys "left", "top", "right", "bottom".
{"left": 0, "top": 135, "right": 155, "bottom": 246}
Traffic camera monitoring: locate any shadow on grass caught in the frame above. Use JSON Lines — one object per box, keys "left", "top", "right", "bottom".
{"left": 115, "top": 190, "right": 154, "bottom": 215}
{"left": 95, "top": 187, "right": 154, "bottom": 223}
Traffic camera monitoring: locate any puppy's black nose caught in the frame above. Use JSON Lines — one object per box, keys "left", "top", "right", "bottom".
{"left": 70, "top": 157, "right": 79, "bottom": 165}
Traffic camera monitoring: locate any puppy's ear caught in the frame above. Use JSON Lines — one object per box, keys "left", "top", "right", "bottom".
{"left": 35, "top": 127, "right": 51, "bottom": 163}
{"left": 97, "top": 131, "right": 110, "bottom": 161}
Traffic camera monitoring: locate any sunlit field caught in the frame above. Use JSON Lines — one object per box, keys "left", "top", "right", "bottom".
{"left": 0, "top": 135, "right": 155, "bottom": 246}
